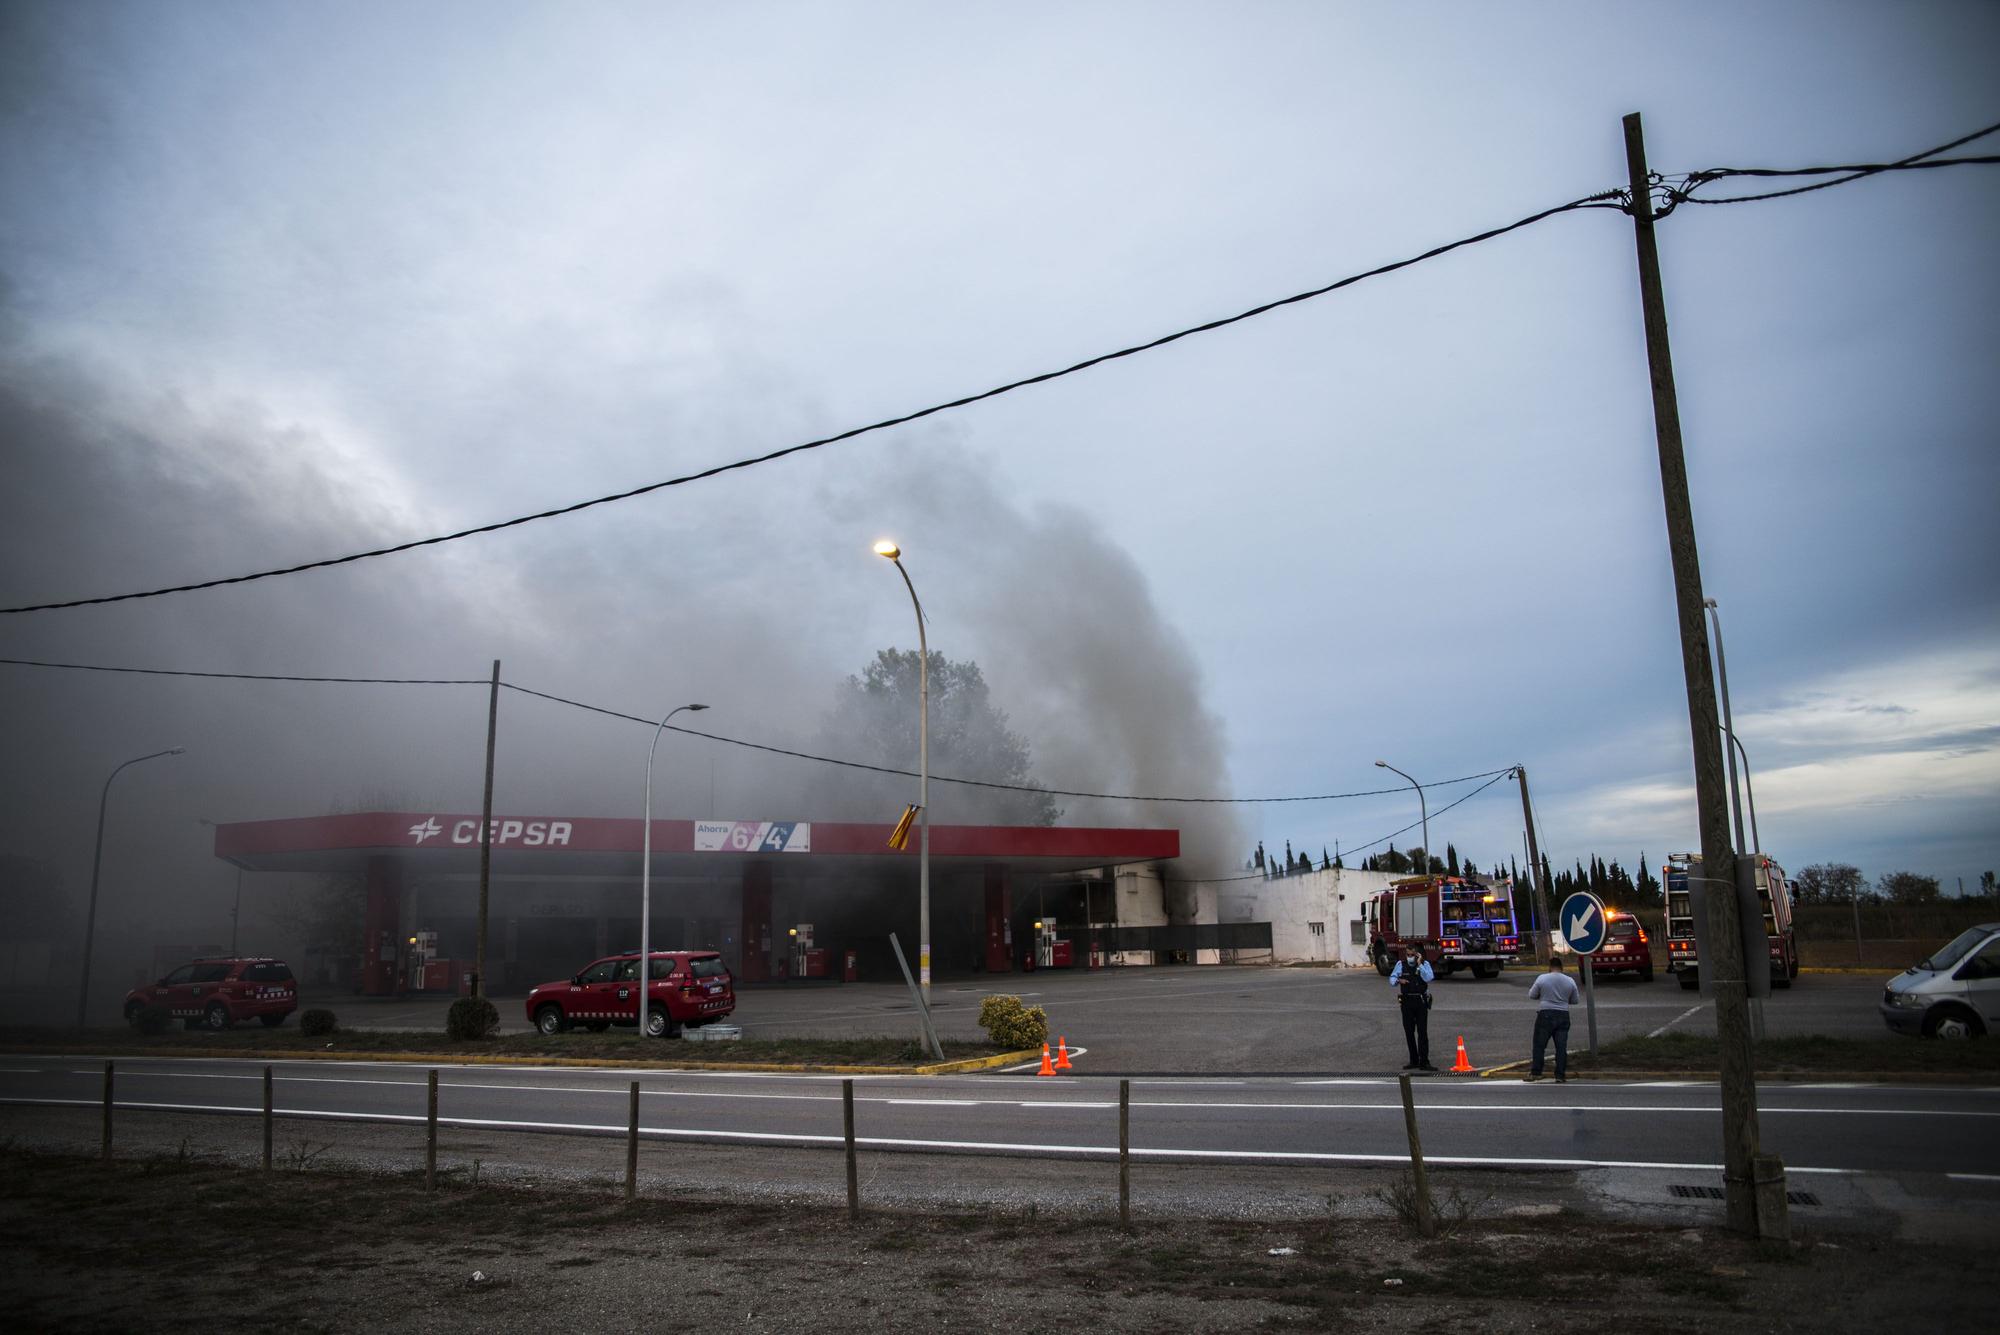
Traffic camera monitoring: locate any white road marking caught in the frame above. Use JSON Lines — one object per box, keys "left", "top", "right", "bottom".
{"left": 0, "top": 1095, "right": 1879, "bottom": 1174}
{"left": 1946, "top": 1172, "right": 2000, "bottom": 1183}
{"left": 1648, "top": 1003, "right": 1708, "bottom": 1038}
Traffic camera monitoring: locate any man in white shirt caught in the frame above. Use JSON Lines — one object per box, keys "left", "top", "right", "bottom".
{"left": 1525, "top": 952, "right": 1582, "bottom": 1082}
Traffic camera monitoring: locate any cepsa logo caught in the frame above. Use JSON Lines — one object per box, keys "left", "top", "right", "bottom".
{"left": 408, "top": 818, "right": 574, "bottom": 848}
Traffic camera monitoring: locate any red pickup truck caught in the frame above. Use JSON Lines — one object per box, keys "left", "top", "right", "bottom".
{"left": 526, "top": 950, "right": 735, "bottom": 1038}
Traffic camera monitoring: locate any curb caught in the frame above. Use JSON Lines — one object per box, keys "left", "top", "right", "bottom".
{"left": 0, "top": 1045, "right": 1040, "bottom": 1077}
{"left": 1799, "top": 967, "right": 1891, "bottom": 975}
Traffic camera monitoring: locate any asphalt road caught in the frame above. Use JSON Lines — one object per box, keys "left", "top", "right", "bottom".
{"left": 321, "top": 964, "right": 1898, "bottom": 1073}
{"left": 2, "top": 1054, "right": 1993, "bottom": 1181}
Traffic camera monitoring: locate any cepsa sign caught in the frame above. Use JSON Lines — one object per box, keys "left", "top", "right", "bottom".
{"left": 408, "top": 817, "right": 573, "bottom": 847}
{"left": 694, "top": 820, "right": 811, "bottom": 853}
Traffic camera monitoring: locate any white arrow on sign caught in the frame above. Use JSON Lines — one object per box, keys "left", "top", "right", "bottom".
{"left": 1567, "top": 908, "right": 1598, "bottom": 943}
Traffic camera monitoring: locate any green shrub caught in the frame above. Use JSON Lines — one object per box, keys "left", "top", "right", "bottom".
{"left": 299, "top": 1008, "right": 338, "bottom": 1037}
{"left": 977, "top": 994, "right": 1048, "bottom": 1049}
{"left": 130, "top": 1004, "right": 171, "bottom": 1035}
{"left": 447, "top": 996, "right": 500, "bottom": 1041}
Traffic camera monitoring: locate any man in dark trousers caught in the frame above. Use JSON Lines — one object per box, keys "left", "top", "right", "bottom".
{"left": 1525, "top": 951, "right": 1582, "bottom": 1081}
{"left": 1387, "top": 944, "right": 1436, "bottom": 1071}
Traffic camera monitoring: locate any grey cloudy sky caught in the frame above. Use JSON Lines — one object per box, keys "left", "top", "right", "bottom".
{"left": 2, "top": 0, "right": 1996, "bottom": 949}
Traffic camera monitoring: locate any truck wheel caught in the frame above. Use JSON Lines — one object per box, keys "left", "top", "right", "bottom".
{"left": 1472, "top": 963, "right": 1498, "bottom": 979}
{"left": 1772, "top": 967, "right": 1793, "bottom": 990}
{"left": 124, "top": 1001, "right": 144, "bottom": 1025}
{"left": 644, "top": 1006, "right": 682, "bottom": 1040}
{"left": 1640, "top": 962, "right": 1655, "bottom": 983}
{"left": 1677, "top": 971, "right": 1699, "bottom": 991}
{"left": 202, "top": 1002, "right": 231, "bottom": 1031}
{"left": 535, "top": 1004, "right": 569, "bottom": 1036}
{"left": 1373, "top": 949, "right": 1392, "bottom": 978}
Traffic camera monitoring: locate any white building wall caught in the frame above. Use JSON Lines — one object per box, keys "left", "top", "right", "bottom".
{"left": 1215, "top": 868, "right": 1407, "bottom": 966}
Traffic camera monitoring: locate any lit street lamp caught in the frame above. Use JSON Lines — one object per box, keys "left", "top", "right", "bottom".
{"left": 77, "top": 747, "right": 186, "bottom": 1028}
{"left": 873, "top": 538, "right": 931, "bottom": 1004}
{"left": 1374, "top": 760, "right": 1429, "bottom": 874}
{"left": 641, "top": 704, "right": 707, "bottom": 1038}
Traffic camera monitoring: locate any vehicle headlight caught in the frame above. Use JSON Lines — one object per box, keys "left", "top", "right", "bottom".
{"left": 1888, "top": 990, "right": 1927, "bottom": 1009}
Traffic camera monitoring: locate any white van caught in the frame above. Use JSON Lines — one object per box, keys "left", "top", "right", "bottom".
{"left": 1879, "top": 923, "right": 2000, "bottom": 1039}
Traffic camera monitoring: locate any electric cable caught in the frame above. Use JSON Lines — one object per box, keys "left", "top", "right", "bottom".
{"left": 501, "top": 679, "right": 1516, "bottom": 805}
{"left": 1668, "top": 119, "right": 2000, "bottom": 207}
{"left": 0, "top": 652, "right": 1512, "bottom": 806}
{"left": 1166, "top": 767, "right": 1519, "bottom": 884}
{"left": 0, "top": 189, "right": 1624, "bottom": 616}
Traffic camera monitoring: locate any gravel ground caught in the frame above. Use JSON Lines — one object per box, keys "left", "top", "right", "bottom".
{"left": 0, "top": 1106, "right": 1987, "bottom": 1332}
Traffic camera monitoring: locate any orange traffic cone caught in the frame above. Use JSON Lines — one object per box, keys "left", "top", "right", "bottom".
{"left": 1450, "top": 1035, "right": 1475, "bottom": 1074}
{"left": 1037, "top": 1043, "right": 1055, "bottom": 1076}
{"left": 1055, "top": 1037, "right": 1073, "bottom": 1070}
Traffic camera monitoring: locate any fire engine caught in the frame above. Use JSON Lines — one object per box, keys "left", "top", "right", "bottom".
{"left": 1664, "top": 852, "right": 1799, "bottom": 991}
{"left": 1364, "top": 875, "right": 1522, "bottom": 978}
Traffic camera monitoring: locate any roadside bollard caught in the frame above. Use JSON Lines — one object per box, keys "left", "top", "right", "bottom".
{"left": 626, "top": 1081, "right": 639, "bottom": 1202}
{"left": 1119, "top": 1078, "right": 1130, "bottom": 1230}
{"left": 426, "top": 1069, "right": 438, "bottom": 1192}
{"left": 844, "top": 1078, "right": 860, "bottom": 1221}
{"left": 101, "top": 1061, "right": 114, "bottom": 1162}
{"left": 262, "top": 1066, "right": 274, "bottom": 1172}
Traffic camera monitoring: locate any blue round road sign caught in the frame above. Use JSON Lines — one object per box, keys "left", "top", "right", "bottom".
{"left": 1559, "top": 891, "right": 1609, "bottom": 955}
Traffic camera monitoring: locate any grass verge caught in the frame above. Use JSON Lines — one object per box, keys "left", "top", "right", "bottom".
{"left": 1575, "top": 1032, "right": 2000, "bottom": 1076}
{"left": 0, "top": 1025, "right": 1009, "bottom": 1068}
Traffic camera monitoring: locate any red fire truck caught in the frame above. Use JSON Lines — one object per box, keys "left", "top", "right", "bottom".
{"left": 1365, "top": 875, "right": 1522, "bottom": 979}
{"left": 1664, "top": 852, "right": 1799, "bottom": 991}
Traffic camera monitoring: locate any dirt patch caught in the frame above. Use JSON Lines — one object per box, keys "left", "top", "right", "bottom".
{"left": 0, "top": 1148, "right": 1979, "bottom": 1332}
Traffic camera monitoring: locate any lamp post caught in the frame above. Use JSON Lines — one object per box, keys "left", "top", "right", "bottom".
{"left": 641, "top": 703, "right": 707, "bottom": 1038}
{"left": 873, "top": 539, "right": 930, "bottom": 1005}
{"left": 77, "top": 747, "right": 186, "bottom": 1028}
{"left": 1703, "top": 599, "right": 1750, "bottom": 859}
{"left": 1375, "top": 760, "right": 1428, "bottom": 875}
{"left": 197, "top": 818, "right": 244, "bottom": 954}
{"left": 1727, "top": 732, "right": 1762, "bottom": 858}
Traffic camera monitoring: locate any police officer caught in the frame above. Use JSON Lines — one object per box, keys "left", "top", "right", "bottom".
{"left": 1387, "top": 945, "right": 1436, "bottom": 1071}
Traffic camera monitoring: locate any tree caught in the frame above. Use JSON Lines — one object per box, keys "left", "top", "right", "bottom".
{"left": 1634, "top": 854, "right": 1662, "bottom": 907}
{"left": 817, "top": 649, "right": 1058, "bottom": 826}
{"left": 1877, "top": 871, "right": 1940, "bottom": 905}
{"left": 1794, "top": 863, "right": 1865, "bottom": 906}
{"left": 1983, "top": 870, "right": 1997, "bottom": 903}
{"left": 1252, "top": 842, "right": 1266, "bottom": 870}
{"left": 1445, "top": 844, "right": 1460, "bottom": 877}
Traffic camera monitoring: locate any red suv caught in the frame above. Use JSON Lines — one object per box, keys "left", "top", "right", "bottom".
{"left": 526, "top": 951, "right": 735, "bottom": 1038}
{"left": 1589, "top": 914, "right": 1655, "bottom": 981}
{"left": 125, "top": 957, "right": 299, "bottom": 1030}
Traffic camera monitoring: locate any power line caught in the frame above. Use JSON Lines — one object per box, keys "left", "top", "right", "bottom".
{"left": 1665, "top": 118, "right": 2000, "bottom": 208}
{"left": 1169, "top": 767, "right": 1519, "bottom": 884}
{"left": 501, "top": 679, "right": 1517, "bottom": 805}
{"left": 0, "top": 652, "right": 1513, "bottom": 806}
{"left": 0, "top": 188, "right": 1623, "bottom": 616}
{"left": 0, "top": 656, "right": 487, "bottom": 686}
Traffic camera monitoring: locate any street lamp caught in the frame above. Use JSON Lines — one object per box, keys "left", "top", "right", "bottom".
{"left": 1702, "top": 599, "right": 1750, "bottom": 858}
{"left": 197, "top": 818, "right": 244, "bottom": 954}
{"left": 77, "top": 747, "right": 186, "bottom": 1028}
{"left": 1374, "top": 760, "right": 1429, "bottom": 875}
{"left": 874, "top": 538, "right": 931, "bottom": 1004}
{"left": 641, "top": 703, "right": 707, "bottom": 1038}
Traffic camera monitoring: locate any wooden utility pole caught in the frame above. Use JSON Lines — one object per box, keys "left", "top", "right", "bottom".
{"left": 1622, "top": 111, "right": 1766, "bottom": 1237}
{"left": 474, "top": 659, "right": 499, "bottom": 998}
{"left": 1515, "top": 767, "right": 1552, "bottom": 966}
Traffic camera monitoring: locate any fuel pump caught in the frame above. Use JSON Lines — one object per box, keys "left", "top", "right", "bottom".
{"left": 406, "top": 930, "right": 438, "bottom": 990}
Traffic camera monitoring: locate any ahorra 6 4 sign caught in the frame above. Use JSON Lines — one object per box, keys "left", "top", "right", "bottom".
{"left": 694, "top": 820, "right": 811, "bottom": 853}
